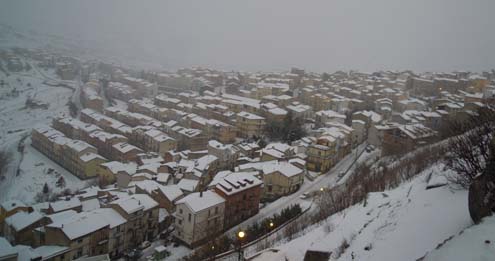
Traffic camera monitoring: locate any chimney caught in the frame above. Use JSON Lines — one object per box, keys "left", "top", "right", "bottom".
{"left": 200, "top": 191, "right": 203, "bottom": 197}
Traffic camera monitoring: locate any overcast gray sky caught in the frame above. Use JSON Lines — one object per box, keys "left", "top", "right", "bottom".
{"left": 1, "top": 0, "right": 494, "bottom": 72}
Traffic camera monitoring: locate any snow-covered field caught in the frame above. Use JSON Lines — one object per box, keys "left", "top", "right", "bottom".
{"left": 248, "top": 163, "right": 473, "bottom": 261}
{"left": 0, "top": 60, "right": 88, "bottom": 204}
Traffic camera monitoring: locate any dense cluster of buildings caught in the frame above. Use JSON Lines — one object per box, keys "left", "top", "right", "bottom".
{"left": 0, "top": 191, "right": 160, "bottom": 260}
{"left": 2, "top": 48, "right": 495, "bottom": 260}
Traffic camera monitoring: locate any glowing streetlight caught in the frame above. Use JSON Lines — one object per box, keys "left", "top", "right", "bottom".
{"left": 210, "top": 245, "right": 216, "bottom": 261}
{"left": 237, "top": 231, "right": 246, "bottom": 261}
{"left": 265, "top": 221, "right": 275, "bottom": 248}
{"left": 320, "top": 187, "right": 324, "bottom": 192}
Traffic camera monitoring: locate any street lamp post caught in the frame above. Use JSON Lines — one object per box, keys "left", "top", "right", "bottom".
{"left": 210, "top": 245, "right": 215, "bottom": 261}
{"left": 237, "top": 231, "right": 246, "bottom": 261}
{"left": 265, "top": 221, "right": 275, "bottom": 248}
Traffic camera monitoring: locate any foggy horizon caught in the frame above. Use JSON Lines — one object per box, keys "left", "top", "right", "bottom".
{"left": 1, "top": 1, "right": 495, "bottom": 260}
{"left": 1, "top": 0, "right": 494, "bottom": 73}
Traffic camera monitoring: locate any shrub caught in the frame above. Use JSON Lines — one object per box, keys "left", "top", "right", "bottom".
{"left": 0, "top": 150, "right": 12, "bottom": 180}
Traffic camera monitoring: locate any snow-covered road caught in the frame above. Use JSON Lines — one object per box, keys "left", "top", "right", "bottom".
{"left": 225, "top": 143, "right": 373, "bottom": 235}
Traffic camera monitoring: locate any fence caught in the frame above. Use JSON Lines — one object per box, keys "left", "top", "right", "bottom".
{"left": 203, "top": 203, "right": 313, "bottom": 261}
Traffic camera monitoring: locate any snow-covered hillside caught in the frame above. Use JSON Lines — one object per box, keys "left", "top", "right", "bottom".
{"left": 0, "top": 59, "right": 89, "bottom": 204}
{"left": 0, "top": 24, "right": 166, "bottom": 71}
{"left": 249, "top": 163, "right": 473, "bottom": 261}
{"left": 422, "top": 215, "right": 495, "bottom": 261}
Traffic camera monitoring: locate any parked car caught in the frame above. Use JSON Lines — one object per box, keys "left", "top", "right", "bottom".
{"left": 126, "top": 249, "right": 142, "bottom": 259}
{"left": 338, "top": 171, "right": 346, "bottom": 178}
{"left": 299, "top": 192, "right": 310, "bottom": 199}
{"left": 139, "top": 241, "right": 151, "bottom": 250}
{"left": 366, "top": 145, "right": 375, "bottom": 152}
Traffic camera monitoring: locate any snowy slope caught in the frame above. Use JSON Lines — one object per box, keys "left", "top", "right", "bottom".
{"left": 249, "top": 163, "right": 472, "bottom": 261}
{"left": 422, "top": 216, "right": 495, "bottom": 261}
{"left": 0, "top": 58, "right": 89, "bottom": 204}
{"left": 0, "top": 24, "right": 166, "bottom": 71}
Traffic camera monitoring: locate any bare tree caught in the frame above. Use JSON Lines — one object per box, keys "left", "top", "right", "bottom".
{"left": 444, "top": 106, "right": 495, "bottom": 188}
{"left": 468, "top": 137, "right": 495, "bottom": 223}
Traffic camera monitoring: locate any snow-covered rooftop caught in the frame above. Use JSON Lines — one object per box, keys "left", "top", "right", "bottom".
{"left": 49, "top": 197, "right": 81, "bottom": 213}
{"left": 262, "top": 161, "right": 303, "bottom": 178}
{"left": 177, "top": 178, "right": 199, "bottom": 192}
{"left": 5, "top": 210, "right": 43, "bottom": 231}
{"left": 110, "top": 194, "right": 158, "bottom": 214}
{"left": 176, "top": 190, "right": 225, "bottom": 213}
{"left": 0, "top": 200, "right": 27, "bottom": 212}
{"left": 157, "top": 184, "right": 184, "bottom": 202}
{"left": 215, "top": 172, "right": 263, "bottom": 196}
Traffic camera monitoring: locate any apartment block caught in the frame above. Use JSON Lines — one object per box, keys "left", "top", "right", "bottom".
{"left": 173, "top": 191, "right": 225, "bottom": 247}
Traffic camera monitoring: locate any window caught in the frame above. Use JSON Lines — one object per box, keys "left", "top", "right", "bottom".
{"left": 77, "top": 238, "right": 83, "bottom": 244}
{"left": 188, "top": 213, "right": 191, "bottom": 222}
{"left": 243, "top": 194, "right": 247, "bottom": 200}
{"left": 75, "top": 248, "right": 83, "bottom": 259}
{"left": 179, "top": 208, "right": 183, "bottom": 214}
{"left": 178, "top": 219, "right": 182, "bottom": 225}
{"left": 215, "top": 207, "right": 218, "bottom": 214}
{"left": 148, "top": 211, "right": 152, "bottom": 218}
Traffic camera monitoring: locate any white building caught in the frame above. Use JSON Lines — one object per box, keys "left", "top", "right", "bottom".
{"left": 173, "top": 191, "right": 225, "bottom": 247}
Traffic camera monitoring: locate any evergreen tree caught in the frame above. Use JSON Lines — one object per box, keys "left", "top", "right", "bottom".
{"left": 321, "top": 72, "right": 331, "bottom": 82}
{"left": 42, "top": 183, "right": 49, "bottom": 194}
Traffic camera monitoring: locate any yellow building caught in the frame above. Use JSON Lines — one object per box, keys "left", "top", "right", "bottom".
{"left": 31, "top": 126, "right": 108, "bottom": 180}
{"left": 210, "top": 123, "right": 237, "bottom": 144}
{"left": 310, "top": 94, "right": 332, "bottom": 111}
{"left": 262, "top": 161, "right": 304, "bottom": 199}
{"left": 236, "top": 111, "right": 266, "bottom": 139}
{"left": 252, "top": 86, "right": 272, "bottom": 99}
{"left": 470, "top": 76, "right": 489, "bottom": 92}
{"left": 79, "top": 153, "right": 107, "bottom": 179}
{"left": 306, "top": 136, "right": 336, "bottom": 173}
